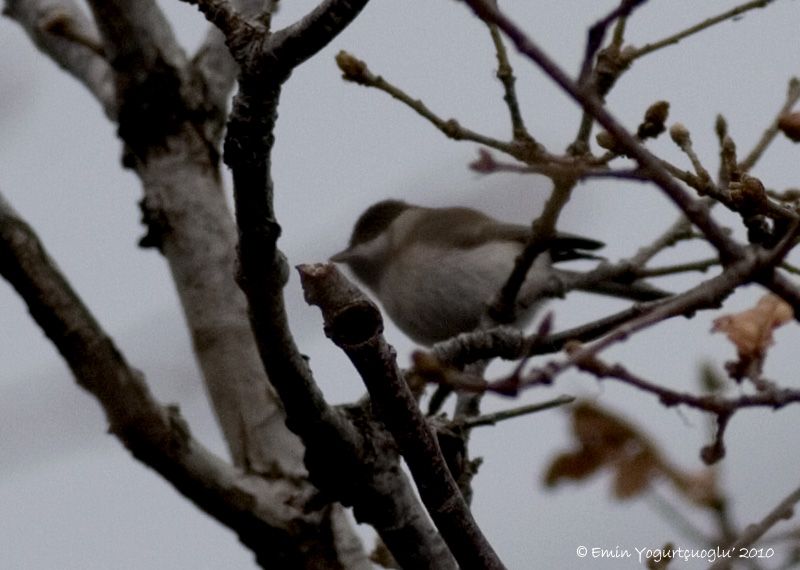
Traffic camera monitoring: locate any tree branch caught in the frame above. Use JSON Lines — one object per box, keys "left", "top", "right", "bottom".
{"left": 335, "top": 51, "right": 543, "bottom": 162}
{"left": 4, "top": 0, "right": 116, "bottom": 116}
{"left": 178, "top": 1, "right": 466, "bottom": 566}
{"left": 0, "top": 192, "right": 321, "bottom": 568}
{"left": 191, "top": 1, "right": 275, "bottom": 142}
{"left": 84, "top": 0, "right": 185, "bottom": 75}
{"left": 485, "top": 17, "right": 532, "bottom": 143}
{"left": 709, "top": 483, "right": 800, "bottom": 570}
{"left": 269, "top": 0, "right": 371, "bottom": 73}
{"left": 300, "top": 263, "right": 505, "bottom": 570}
{"left": 577, "top": 0, "right": 647, "bottom": 87}
{"left": 627, "top": 0, "right": 774, "bottom": 62}
{"left": 523, "top": 260, "right": 754, "bottom": 387}
{"left": 739, "top": 77, "right": 800, "bottom": 173}
{"left": 461, "top": 0, "right": 745, "bottom": 263}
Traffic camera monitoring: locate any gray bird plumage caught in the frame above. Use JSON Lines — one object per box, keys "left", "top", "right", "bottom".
{"left": 332, "top": 200, "right": 667, "bottom": 345}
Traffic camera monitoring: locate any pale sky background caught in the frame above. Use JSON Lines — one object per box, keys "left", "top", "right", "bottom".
{"left": 2, "top": 1, "right": 800, "bottom": 568}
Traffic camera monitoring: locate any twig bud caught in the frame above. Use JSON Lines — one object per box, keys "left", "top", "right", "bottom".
{"left": 335, "top": 51, "right": 370, "bottom": 85}
{"left": 637, "top": 101, "right": 670, "bottom": 139}
{"left": 778, "top": 112, "right": 800, "bottom": 142}
{"left": 669, "top": 122, "right": 691, "bottom": 148}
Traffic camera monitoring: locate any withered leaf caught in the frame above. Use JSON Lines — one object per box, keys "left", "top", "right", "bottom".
{"left": 544, "top": 403, "right": 720, "bottom": 506}
{"left": 711, "top": 294, "right": 793, "bottom": 360}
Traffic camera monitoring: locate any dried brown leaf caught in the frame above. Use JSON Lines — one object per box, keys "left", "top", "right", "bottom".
{"left": 544, "top": 403, "right": 721, "bottom": 506}
{"left": 544, "top": 403, "right": 656, "bottom": 497}
{"left": 711, "top": 294, "right": 793, "bottom": 360}
{"left": 543, "top": 450, "right": 605, "bottom": 487}
{"left": 613, "top": 450, "right": 659, "bottom": 499}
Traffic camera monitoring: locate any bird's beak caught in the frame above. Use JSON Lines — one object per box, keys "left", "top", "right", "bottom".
{"left": 329, "top": 248, "right": 353, "bottom": 263}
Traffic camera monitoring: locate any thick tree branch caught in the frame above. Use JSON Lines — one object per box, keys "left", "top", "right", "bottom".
{"left": 300, "top": 263, "right": 505, "bottom": 570}
{"left": 178, "top": 1, "right": 464, "bottom": 566}
{"left": 191, "top": 0, "right": 275, "bottom": 141}
{"left": 269, "top": 0, "right": 370, "bottom": 72}
{"left": 83, "top": 0, "right": 203, "bottom": 163}
{"left": 85, "top": 0, "right": 184, "bottom": 75}
{"left": 182, "top": 0, "right": 373, "bottom": 475}
{"left": 0, "top": 192, "right": 325, "bottom": 568}
{"left": 4, "top": 0, "right": 116, "bottom": 116}
{"left": 191, "top": 1, "right": 275, "bottom": 141}
{"left": 182, "top": 0, "right": 249, "bottom": 39}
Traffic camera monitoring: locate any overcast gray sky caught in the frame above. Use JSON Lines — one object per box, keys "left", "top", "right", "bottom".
{"left": 2, "top": 1, "right": 800, "bottom": 568}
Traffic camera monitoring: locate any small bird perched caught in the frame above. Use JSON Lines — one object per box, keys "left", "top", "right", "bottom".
{"left": 331, "top": 200, "right": 667, "bottom": 345}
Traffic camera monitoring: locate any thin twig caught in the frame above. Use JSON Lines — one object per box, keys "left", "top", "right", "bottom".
{"left": 670, "top": 123, "right": 713, "bottom": 186}
{"left": 577, "top": 0, "right": 647, "bottom": 87}
{"left": 462, "top": 0, "right": 745, "bottom": 263}
{"left": 515, "top": 249, "right": 773, "bottom": 395}
{"left": 637, "top": 258, "right": 719, "bottom": 278}
{"left": 427, "top": 301, "right": 660, "bottom": 369}
{"left": 489, "top": 178, "right": 575, "bottom": 323}
{"left": 570, "top": 354, "right": 800, "bottom": 416}
{"left": 335, "top": 51, "right": 544, "bottom": 163}
{"left": 739, "top": 77, "right": 800, "bottom": 172}
{"left": 627, "top": 216, "right": 696, "bottom": 267}
{"left": 571, "top": 0, "right": 643, "bottom": 151}
{"left": 627, "top": 0, "right": 774, "bottom": 61}
{"left": 460, "top": 396, "right": 575, "bottom": 428}
{"left": 469, "top": 148, "right": 652, "bottom": 182}
{"left": 486, "top": 21, "right": 532, "bottom": 142}
{"left": 709, "top": 483, "right": 800, "bottom": 570}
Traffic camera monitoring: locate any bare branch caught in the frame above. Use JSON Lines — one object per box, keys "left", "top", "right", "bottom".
{"left": 335, "top": 51, "right": 543, "bottom": 162}
{"left": 4, "top": 0, "right": 116, "bottom": 116}
{"left": 0, "top": 192, "right": 325, "bottom": 567}
{"left": 269, "top": 0, "right": 371, "bottom": 73}
{"left": 739, "top": 77, "right": 800, "bottom": 172}
{"left": 636, "top": 258, "right": 719, "bottom": 278}
{"left": 181, "top": 0, "right": 249, "bottom": 39}
{"left": 460, "top": 395, "right": 575, "bottom": 428}
{"left": 515, "top": 249, "right": 779, "bottom": 395}
{"left": 488, "top": 178, "right": 575, "bottom": 324}
{"left": 183, "top": 1, "right": 468, "bottom": 566}
{"left": 709, "top": 484, "right": 800, "bottom": 570}
{"left": 84, "top": 0, "right": 185, "bottom": 74}
{"left": 191, "top": 1, "right": 276, "bottom": 139}
{"left": 299, "top": 263, "right": 505, "bottom": 570}
{"left": 627, "top": 0, "right": 774, "bottom": 61}
{"left": 461, "top": 0, "right": 745, "bottom": 262}
{"left": 469, "top": 149, "right": 653, "bottom": 181}
{"left": 571, "top": 354, "right": 800, "bottom": 422}
{"left": 485, "top": 18, "right": 532, "bottom": 143}
{"left": 577, "top": 0, "right": 647, "bottom": 87}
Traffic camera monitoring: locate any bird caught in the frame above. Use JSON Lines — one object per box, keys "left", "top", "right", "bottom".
{"left": 331, "top": 199, "right": 667, "bottom": 345}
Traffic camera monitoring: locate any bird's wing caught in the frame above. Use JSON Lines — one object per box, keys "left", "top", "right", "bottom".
{"left": 411, "top": 207, "right": 605, "bottom": 260}
{"left": 489, "top": 223, "right": 605, "bottom": 262}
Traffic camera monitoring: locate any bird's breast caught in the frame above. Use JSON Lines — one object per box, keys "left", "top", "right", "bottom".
{"left": 377, "top": 242, "right": 524, "bottom": 344}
